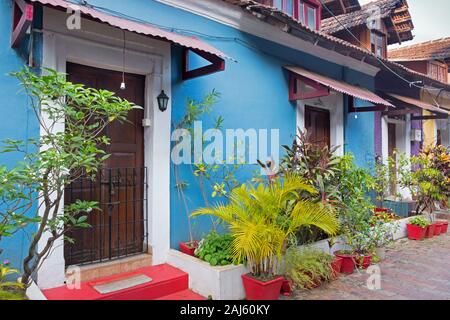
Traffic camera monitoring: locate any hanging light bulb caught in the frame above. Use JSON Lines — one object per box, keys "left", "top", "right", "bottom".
{"left": 120, "top": 30, "right": 126, "bottom": 90}
{"left": 355, "top": 113, "right": 358, "bottom": 119}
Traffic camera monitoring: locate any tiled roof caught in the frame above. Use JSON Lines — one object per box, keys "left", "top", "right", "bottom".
{"left": 389, "top": 37, "right": 450, "bottom": 62}
{"left": 221, "top": 0, "right": 449, "bottom": 90}
{"left": 321, "top": 0, "right": 414, "bottom": 45}
{"left": 321, "top": 0, "right": 361, "bottom": 19}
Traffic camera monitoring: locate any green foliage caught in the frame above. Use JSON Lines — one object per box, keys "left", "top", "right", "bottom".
{"left": 398, "top": 146, "right": 450, "bottom": 215}
{"left": 282, "top": 248, "right": 334, "bottom": 290}
{"left": 195, "top": 232, "right": 234, "bottom": 266}
{"left": 281, "top": 129, "right": 341, "bottom": 204}
{"left": 172, "top": 90, "right": 244, "bottom": 241}
{"left": 0, "top": 67, "right": 136, "bottom": 287}
{"left": 409, "top": 216, "right": 430, "bottom": 228}
{"left": 0, "top": 262, "right": 25, "bottom": 300}
{"left": 192, "top": 175, "right": 339, "bottom": 278}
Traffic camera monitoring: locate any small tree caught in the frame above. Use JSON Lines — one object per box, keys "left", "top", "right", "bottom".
{"left": 0, "top": 68, "right": 136, "bottom": 287}
{"left": 398, "top": 146, "right": 450, "bottom": 217}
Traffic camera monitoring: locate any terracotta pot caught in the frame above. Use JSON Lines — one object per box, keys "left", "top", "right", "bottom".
{"left": 441, "top": 221, "right": 449, "bottom": 234}
{"left": 425, "top": 224, "right": 436, "bottom": 238}
{"left": 179, "top": 241, "right": 198, "bottom": 256}
{"left": 334, "top": 251, "right": 356, "bottom": 274}
{"left": 355, "top": 254, "right": 372, "bottom": 269}
{"left": 331, "top": 257, "right": 343, "bottom": 278}
{"left": 242, "top": 274, "right": 284, "bottom": 300}
{"left": 407, "top": 224, "right": 426, "bottom": 241}
{"left": 280, "top": 279, "right": 292, "bottom": 297}
{"left": 434, "top": 222, "right": 443, "bottom": 236}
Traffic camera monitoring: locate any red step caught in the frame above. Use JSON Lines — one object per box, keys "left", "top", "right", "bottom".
{"left": 43, "top": 264, "right": 203, "bottom": 300}
{"left": 156, "top": 289, "right": 205, "bottom": 300}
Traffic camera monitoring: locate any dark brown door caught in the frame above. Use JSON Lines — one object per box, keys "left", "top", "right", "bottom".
{"left": 64, "top": 63, "right": 146, "bottom": 266}
{"left": 305, "top": 106, "right": 331, "bottom": 148}
{"left": 388, "top": 123, "right": 397, "bottom": 196}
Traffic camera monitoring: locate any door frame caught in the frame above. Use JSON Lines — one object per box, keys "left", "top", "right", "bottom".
{"left": 296, "top": 92, "right": 345, "bottom": 156}
{"left": 37, "top": 8, "right": 172, "bottom": 289}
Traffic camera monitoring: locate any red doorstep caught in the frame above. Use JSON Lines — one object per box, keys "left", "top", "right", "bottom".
{"left": 42, "top": 264, "right": 204, "bottom": 300}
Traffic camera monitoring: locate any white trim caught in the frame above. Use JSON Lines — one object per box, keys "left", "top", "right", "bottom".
{"left": 37, "top": 8, "right": 172, "bottom": 289}
{"left": 296, "top": 92, "right": 345, "bottom": 156}
{"left": 155, "top": 0, "right": 380, "bottom": 76}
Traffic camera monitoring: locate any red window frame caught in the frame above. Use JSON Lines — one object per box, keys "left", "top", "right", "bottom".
{"left": 262, "top": 0, "right": 322, "bottom": 30}
{"left": 293, "top": 0, "right": 322, "bottom": 30}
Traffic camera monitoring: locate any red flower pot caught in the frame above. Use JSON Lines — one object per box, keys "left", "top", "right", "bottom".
{"left": 334, "top": 251, "right": 355, "bottom": 274}
{"left": 434, "top": 222, "right": 443, "bottom": 236}
{"left": 407, "top": 224, "right": 426, "bottom": 241}
{"left": 280, "top": 279, "right": 292, "bottom": 297}
{"left": 441, "top": 221, "right": 449, "bottom": 234}
{"left": 425, "top": 224, "right": 436, "bottom": 238}
{"left": 355, "top": 254, "right": 372, "bottom": 269}
{"left": 331, "top": 257, "right": 343, "bottom": 278}
{"left": 375, "top": 207, "right": 390, "bottom": 213}
{"left": 242, "top": 274, "right": 284, "bottom": 300}
{"left": 179, "top": 241, "right": 198, "bottom": 256}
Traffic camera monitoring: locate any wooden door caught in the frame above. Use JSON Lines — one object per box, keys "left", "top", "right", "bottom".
{"left": 64, "top": 63, "right": 146, "bottom": 266}
{"left": 388, "top": 123, "right": 397, "bottom": 196}
{"left": 305, "top": 106, "right": 331, "bottom": 148}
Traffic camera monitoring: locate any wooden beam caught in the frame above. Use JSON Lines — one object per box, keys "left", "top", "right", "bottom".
{"left": 382, "top": 108, "right": 416, "bottom": 117}
{"left": 11, "top": 0, "right": 33, "bottom": 48}
{"left": 411, "top": 114, "right": 449, "bottom": 121}
{"left": 348, "top": 97, "right": 388, "bottom": 113}
{"left": 182, "top": 48, "right": 225, "bottom": 81}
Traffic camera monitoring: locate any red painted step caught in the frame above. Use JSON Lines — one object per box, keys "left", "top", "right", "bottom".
{"left": 156, "top": 289, "right": 205, "bottom": 300}
{"left": 43, "top": 264, "right": 204, "bottom": 300}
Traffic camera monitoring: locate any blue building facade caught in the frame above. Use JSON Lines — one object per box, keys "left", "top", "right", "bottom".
{"left": 0, "top": 0, "right": 384, "bottom": 286}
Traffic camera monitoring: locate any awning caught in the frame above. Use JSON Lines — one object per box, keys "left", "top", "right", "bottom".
{"left": 387, "top": 93, "right": 450, "bottom": 115}
{"left": 29, "top": 0, "right": 231, "bottom": 61}
{"left": 285, "top": 66, "right": 394, "bottom": 108}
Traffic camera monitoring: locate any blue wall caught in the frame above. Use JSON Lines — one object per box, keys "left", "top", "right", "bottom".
{"left": 0, "top": 0, "right": 378, "bottom": 257}
{"left": 81, "top": 0, "right": 377, "bottom": 247}
{"left": 0, "top": 0, "right": 40, "bottom": 271}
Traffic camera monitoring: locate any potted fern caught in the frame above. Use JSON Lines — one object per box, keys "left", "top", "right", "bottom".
{"left": 192, "top": 175, "right": 339, "bottom": 300}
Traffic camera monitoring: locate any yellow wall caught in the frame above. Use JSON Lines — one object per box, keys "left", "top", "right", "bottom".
{"left": 422, "top": 110, "right": 437, "bottom": 147}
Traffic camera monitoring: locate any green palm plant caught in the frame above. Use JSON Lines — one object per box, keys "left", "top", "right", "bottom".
{"left": 191, "top": 175, "right": 339, "bottom": 279}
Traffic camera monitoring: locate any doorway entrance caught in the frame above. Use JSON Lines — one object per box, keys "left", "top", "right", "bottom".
{"left": 64, "top": 63, "right": 147, "bottom": 266}
{"left": 305, "top": 105, "right": 331, "bottom": 148}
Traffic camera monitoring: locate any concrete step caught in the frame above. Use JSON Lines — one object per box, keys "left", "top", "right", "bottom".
{"left": 43, "top": 264, "right": 193, "bottom": 300}
{"left": 156, "top": 289, "right": 205, "bottom": 300}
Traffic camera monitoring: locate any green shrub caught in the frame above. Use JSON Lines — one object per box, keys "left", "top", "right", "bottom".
{"left": 282, "top": 248, "right": 334, "bottom": 290}
{"left": 409, "top": 216, "right": 430, "bottom": 228}
{"left": 195, "top": 232, "right": 234, "bottom": 266}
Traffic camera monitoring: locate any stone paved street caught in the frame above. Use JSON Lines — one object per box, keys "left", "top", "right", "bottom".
{"left": 287, "top": 233, "right": 450, "bottom": 300}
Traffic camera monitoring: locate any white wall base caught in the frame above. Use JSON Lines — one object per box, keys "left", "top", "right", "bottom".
{"left": 167, "top": 249, "right": 249, "bottom": 300}
{"left": 25, "top": 280, "right": 48, "bottom": 300}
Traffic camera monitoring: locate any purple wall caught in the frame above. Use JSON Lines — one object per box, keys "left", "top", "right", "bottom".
{"left": 411, "top": 110, "right": 423, "bottom": 157}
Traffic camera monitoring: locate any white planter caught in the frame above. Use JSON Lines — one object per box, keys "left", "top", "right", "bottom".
{"left": 391, "top": 217, "right": 413, "bottom": 241}
{"left": 25, "top": 280, "right": 47, "bottom": 300}
{"left": 297, "top": 236, "right": 350, "bottom": 255}
{"left": 167, "top": 249, "right": 249, "bottom": 300}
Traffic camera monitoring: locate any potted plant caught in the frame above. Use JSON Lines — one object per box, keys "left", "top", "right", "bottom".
{"left": 433, "top": 221, "right": 444, "bottom": 236}
{"left": 333, "top": 250, "right": 356, "bottom": 274}
{"left": 192, "top": 175, "right": 339, "bottom": 300}
{"left": 441, "top": 221, "right": 449, "bottom": 234}
{"left": 282, "top": 248, "right": 334, "bottom": 291}
{"left": 425, "top": 223, "right": 436, "bottom": 239}
{"left": 407, "top": 216, "right": 430, "bottom": 241}
{"left": 370, "top": 217, "right": 398, "bottom": 261}
{"left": 327, "top": 238, "right": 343, "bottom": 277}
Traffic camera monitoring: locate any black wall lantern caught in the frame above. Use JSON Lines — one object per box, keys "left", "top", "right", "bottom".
{"left": 157, "top": 90, "right": 169, "bottom": 112}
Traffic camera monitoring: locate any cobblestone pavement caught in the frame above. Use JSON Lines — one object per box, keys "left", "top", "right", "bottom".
{"left": 287, "top": 233, "right": 450, "bottom": 300}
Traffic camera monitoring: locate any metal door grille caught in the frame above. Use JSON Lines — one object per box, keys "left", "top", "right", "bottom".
{"left": 64, "top": 167, "right": 148, "bottom": 266}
